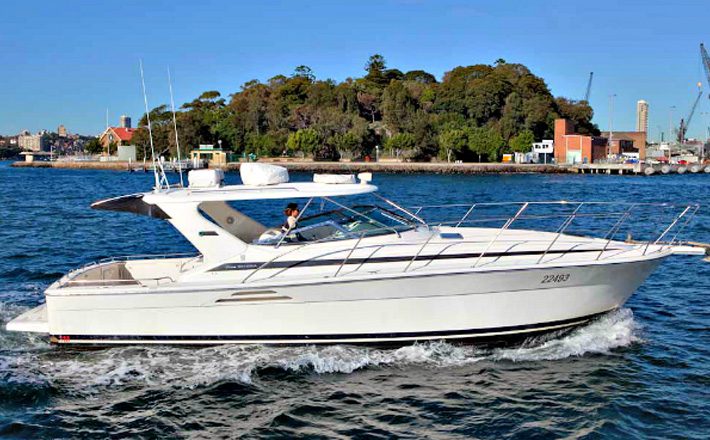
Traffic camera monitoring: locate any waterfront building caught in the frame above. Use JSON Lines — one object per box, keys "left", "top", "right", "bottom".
{"left": 599, "top": 131, "right": 647, "bottom": 160}
{"left": 99, "top": 118, "right": 136, "bottom": 155}
{"left": 636, "top": 100, "right": 648, "bottom": 133}
{"left": 553, "top": 119, "right": 607, "bottom": 164}
{"left": 58, "top": 125, "right": 67, "bottom": 137}
{"left": 191, "top": 144, "right": 227, "bottom": 167}
{"left": 531, "top": 140, "right": 554, "bottom": 163}
{"left": 17, "top": 130, "right": 49, "bottom": 152}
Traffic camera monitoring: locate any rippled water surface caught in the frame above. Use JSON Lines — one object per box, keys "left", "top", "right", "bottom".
{"left": 0, "top": 161, "right": 708, "bottom": 439}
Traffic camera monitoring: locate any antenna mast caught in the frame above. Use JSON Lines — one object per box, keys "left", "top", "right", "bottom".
{"left": 139, "top": 60, "right": 169, "bottom": 191}
{"left": 167, "top": 66, "right": 184, "bottom": 187}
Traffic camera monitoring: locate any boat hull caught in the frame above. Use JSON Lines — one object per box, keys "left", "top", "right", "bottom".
{"left": 15, "top": 254, "right": 663, "bottom": 346}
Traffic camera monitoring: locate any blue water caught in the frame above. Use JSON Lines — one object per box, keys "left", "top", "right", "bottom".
{"left": 0, "top": 161, "right": 708, "bottom": 439}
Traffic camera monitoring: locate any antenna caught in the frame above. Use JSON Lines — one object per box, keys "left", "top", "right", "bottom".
{"left": 139, "top": 60, "right": 169, "bottom": 191}
{"left": 167, "top": 66, "right": 184, "bottom": 187}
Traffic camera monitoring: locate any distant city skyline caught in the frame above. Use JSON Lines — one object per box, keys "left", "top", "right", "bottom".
{"left": 1, "top": 0, "right": 709, "bottom": 140}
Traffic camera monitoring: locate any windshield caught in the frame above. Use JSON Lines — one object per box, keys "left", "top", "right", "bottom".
{"left": 256, "top": 204, "right": 415, "bottom": 245}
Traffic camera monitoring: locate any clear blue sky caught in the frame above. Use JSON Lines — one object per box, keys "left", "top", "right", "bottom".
{"left": 2, "top": 0, "right": 709, "bottom": 141}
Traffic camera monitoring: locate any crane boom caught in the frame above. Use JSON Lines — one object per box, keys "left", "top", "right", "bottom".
{"left": 583, "top": 72, "right": 593, "bottom": 102}
{"left": 701, "top": 43, "right": 710, "bottom": 100}
{"left": 678, "top": 88, "right": 703, "bottom": 143}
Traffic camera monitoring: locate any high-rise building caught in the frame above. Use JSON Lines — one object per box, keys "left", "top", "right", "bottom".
{"left": 119, "top": 115, "right": 132, "bottom": 129}
{"left": 636, "top": 100, "right": 648, "bottom": 133}
{"left": 58, "top": 124, "right": 67, "bottom": 137}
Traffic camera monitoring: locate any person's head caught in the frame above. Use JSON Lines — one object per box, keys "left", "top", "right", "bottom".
{"left": 284, "top": 202, "right": 299, "bottom": 217}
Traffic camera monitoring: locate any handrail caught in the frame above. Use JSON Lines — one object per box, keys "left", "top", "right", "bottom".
{"left": 473, "top": 203, "right": 528, "bottom": 268}
{"left": 276, "top": 197, "right": 314, "bottom": 248}
{"left": 334, "top": 233, "right": 365, "bottom": 277}
{"left": 455, "top": 204, "right": 477, "bottom": 228}
{"left": 238, "top": 200, "right": 698, "bottom": 282}
{"left": 404, "top": 231, "right": 437, "bottom": 272}
{"left": 409, "top": 201, "right": 690, "bottom": 210}
{"left": 666, "top": 204, "right": 700, "bottom": 247}
{"left": 65, "top": 252, "right": 199, "bottom": 284}
{"left": 537, "top": 202, "right": 584, "bottom": 264}
{"left": 242, "top": 243, "right": 308, "bottom": 283}
{"left": 596, "top": 204, "right": 636, "bottom": 261}
{"left": 646, "top": 205, "right": 693, "bottom": 256}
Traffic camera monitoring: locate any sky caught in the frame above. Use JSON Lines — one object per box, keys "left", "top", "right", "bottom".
{"left": 1, "top": 0, "right": 710, "bottom": 141}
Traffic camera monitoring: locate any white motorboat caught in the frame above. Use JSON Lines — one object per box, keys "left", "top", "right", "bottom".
{"left": 6, "top": 164, "right": 706, "bottom": 346}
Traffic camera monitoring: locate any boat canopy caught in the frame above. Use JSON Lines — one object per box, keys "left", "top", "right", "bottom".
{"left": 92, "top": 182, "right": 378, "bottom": 219}
{"left": 141, "top": 182, "right": 378, "bottom": 204}
{"left": 91, "top": 194, "right": 171, "bottom": 219}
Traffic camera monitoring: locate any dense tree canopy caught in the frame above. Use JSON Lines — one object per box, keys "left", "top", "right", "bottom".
{"left": 131, "top": 56, "right": 598, "bottom": 162}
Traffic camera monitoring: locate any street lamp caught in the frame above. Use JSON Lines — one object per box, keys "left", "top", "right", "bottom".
{"left": 375, "top": 145, "right": 379, "bottom": 162}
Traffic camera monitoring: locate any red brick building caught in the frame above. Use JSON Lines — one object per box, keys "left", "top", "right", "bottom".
{"left": 99, "top": 126, "right": 136, "bottom": 154}
{"left": 554, "top": 119, "right": 607, "bottom": 164}
{"left": 599, "top": 131, "right": 647, "bottom": 160}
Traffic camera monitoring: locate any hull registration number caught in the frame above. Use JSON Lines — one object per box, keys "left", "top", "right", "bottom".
{"left": 541, "top": 274, "right": 570, "bottom": 284}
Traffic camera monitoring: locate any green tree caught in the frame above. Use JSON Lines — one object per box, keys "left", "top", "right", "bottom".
{"left": 509, "top": 129, "right": 535, "bottom": 153}
{"left": 384, "top": 132, "right": 416, "bottom": 157}
{"left": 330, "top": 132, "right": 360, "bottom": 157}
{"left": 286, "top": 128, "right": 320, "bottom": 156}
{"left": 403, "top": 70, "right": 437, "bottom": 84}
{"left": 382, "top": 80, "right": 418, "bottom": 133}
{"left": 467, "top": 126, "right": 503, "bottom": 162}
{"left": 437, "top": 127, "right": 467, "bottom": 162}
{"left": 554, "top": 97, "right": 599, "bottom": 135}
{"left": 83, "top": 137, "right": 103, "bottom": 155}
{"left": 499, "top": 92, "right": 525, "bottom": 142}
{"left": 146, "top": 56, "right": 595, "bottom": 163}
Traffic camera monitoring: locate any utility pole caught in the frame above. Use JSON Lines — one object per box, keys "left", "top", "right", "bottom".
{"left": 608, "top": 94, "right": 616, "bottom": 160}
{"left": 669, "top": 106, "right": 676, "bottom": 161}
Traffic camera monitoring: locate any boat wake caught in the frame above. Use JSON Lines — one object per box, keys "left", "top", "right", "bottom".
{"left": 0, "top": 307, "right": 640, "bottom": 393}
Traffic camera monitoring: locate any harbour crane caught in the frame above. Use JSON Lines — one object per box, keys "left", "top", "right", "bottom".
{"left": 677, "top": 83, "right": 703, "bottom": 144}
{"left": 701, "top": 43, "right": 710, "bottom": 100}
{"left": 583, "top": 72, "right": 593, "bottom": 102}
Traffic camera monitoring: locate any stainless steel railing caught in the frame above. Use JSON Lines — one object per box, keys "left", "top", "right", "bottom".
{"left": 60, "top": 252, "right": 201, "bottom": 288}
{"left": 240, "top": 201, "right": 700, "bottom": 284}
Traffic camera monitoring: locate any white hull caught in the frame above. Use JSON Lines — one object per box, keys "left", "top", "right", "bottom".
{"left": 11, "top": 255, "right": 663, "bottom": 346}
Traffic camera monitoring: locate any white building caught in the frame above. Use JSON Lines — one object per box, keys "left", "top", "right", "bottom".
{"left": 530, "top": 140, "right": 554, "bottom": 163}
{"left": 17, "top": 130, "right": 49, "bottom": 152}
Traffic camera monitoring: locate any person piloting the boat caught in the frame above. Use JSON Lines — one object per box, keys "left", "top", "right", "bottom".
{"left": 282, "top": 203, "right": 300, "bottom": 233}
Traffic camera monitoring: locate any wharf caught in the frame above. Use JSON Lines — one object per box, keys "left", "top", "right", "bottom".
{"left": 12, "top": 159, "right": 710, "bottom": 176}
{"left": 12, "top": 160, "right": 572, "bottom": 175}
{"left": 574, "top": 163, "right": 710, "bottom": 175}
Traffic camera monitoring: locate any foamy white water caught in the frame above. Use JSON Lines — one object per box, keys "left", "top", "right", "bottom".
{"left": 0, "top": 309, "right": 640, "bottom": 393}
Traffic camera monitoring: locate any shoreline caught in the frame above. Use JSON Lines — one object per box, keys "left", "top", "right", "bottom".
{"left": 10, "top": 160, "right": 574, "bottom": 174}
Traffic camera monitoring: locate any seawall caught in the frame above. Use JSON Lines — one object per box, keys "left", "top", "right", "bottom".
{"left": 11, "top": 160, "right": 573, "bottom": 175}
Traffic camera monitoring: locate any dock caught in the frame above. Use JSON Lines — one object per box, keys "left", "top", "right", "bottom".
{"left": 574, "top": 163, "right": 710, "bottom": 175}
